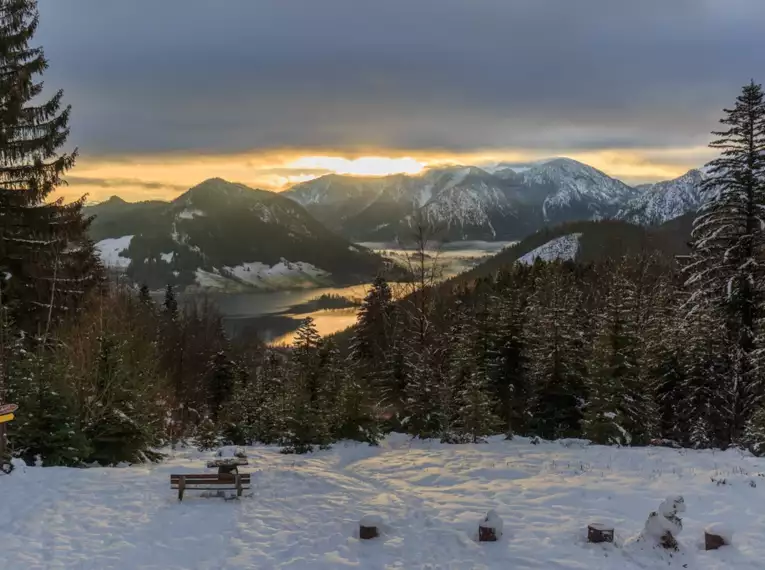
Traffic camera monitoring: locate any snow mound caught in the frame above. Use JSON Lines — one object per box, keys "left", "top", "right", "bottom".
{"left": 360, "top": 514, "right": 383, "bottom": 527}
{"left": 705, "top": 523, "right": 734, "bottom": 544}
{"left": 518, "top": 233, "right": 581, "bottom": 265}
{"left": 480, "top": 509, "right": 503, "bottom": 534}
{"left": 95, "top": 236, "right": 133, "bottom": 269}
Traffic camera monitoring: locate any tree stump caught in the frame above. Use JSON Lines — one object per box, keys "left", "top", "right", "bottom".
{"left": 477, "top": 510, "right": 503, "bottom": 542}
{"left": 704, "top": 525, "right": 731, "bottom": 551}
{"left": 359, "top": 515, "right": 382, "bottom": 540}
{"left": 587, "top": 523, "right": 614, "bottom": 544}
{"left": 478, "top": 525, "right": 498, "bottom": 542}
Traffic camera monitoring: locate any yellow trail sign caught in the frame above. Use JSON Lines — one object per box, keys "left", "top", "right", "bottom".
{"left": 0, "top": 413, "right": 14, "bottom": 424}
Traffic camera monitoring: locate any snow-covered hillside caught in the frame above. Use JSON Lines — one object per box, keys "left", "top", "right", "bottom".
{"left": 95, "top": 235, "right": 134, "bottom": 269}
{"left": 2, "top": 435, "right": 763, "bottom": 569}
{"left": 617, "top": 169, "right": 707, "bottom": 225}
{"left": 518, "top": 233, "right": 581, "bottom": 264}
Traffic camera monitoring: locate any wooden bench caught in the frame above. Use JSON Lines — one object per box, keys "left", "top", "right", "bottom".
{"left": 170, "top": 473, "right": 251, "bottom": 501}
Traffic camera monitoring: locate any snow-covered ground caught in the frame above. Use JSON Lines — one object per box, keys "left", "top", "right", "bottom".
{"left": 2, "top": 435, "right": 764, "bottom": 569}
{"left": 518, "top": 233, "right": 581, "bottom": 265}
{"left": 95, "top": 235, "right": 134, "bottom": 269}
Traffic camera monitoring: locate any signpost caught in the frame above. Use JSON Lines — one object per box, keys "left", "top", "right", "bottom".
{"left": 0, "top": 413, "right": 13, "bottom": 424}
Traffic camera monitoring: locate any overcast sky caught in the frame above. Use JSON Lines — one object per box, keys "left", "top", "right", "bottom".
{"left": 34, "top": 0, "right": 765, "bottom": 200}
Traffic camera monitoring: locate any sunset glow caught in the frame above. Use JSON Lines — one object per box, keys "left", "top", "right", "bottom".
{"left": 287, "top": 156, "right": 427, "bottom": 177}
{"left": 59, "top": 146, "right": 717, "bottom": 205}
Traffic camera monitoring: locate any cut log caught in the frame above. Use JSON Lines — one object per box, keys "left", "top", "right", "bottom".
{"left": 587, "top": 523, "right": 614, "bottom": 544}
{"left": 359, "top": 515, "right": 382, "bottom": 540}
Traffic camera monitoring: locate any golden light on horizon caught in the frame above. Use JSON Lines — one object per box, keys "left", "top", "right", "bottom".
{"left": 287, "top": 155, "right": 426, "bottom": 177}
{"left": 55, "top": 146, "right": 715, "bottom": 204}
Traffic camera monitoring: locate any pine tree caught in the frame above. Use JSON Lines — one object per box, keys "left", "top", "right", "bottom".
{"left": 6, "top": 345, "right": 90, "bottom": 466}
{"left": 0, "top": 0, "right": 100, "bottom": 331}
{"left": 207, "top": 349, "right": 234, "bottom": 421}
{"left": 163, "top": 284, "right": 178, "bottom": 317}
{"left": 194, "top": 416, "right": 218, "bottom": 451}
{"left": 684, "top": 81, "right": 765, "bottom": 445}
{"left": 350, "top": 276, "right": 394, "bottom": 379}
{"left": 526, "top": 264, "right": 587, "bottom": 440}
{"left": 490, "top": 266, "right": 533, "bottom": 436}
{"left": 282, "top": 318, "right": 332, "bottom": 453}
{"left": 455, "top": 370, "right": 497, "bottom": 443}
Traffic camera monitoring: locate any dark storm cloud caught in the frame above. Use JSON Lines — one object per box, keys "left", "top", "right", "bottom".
{"left": 35, "top": 0, "right": 765, "bottom": 155}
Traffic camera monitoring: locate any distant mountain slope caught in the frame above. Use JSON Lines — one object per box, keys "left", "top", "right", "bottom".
{"left": 616, "top": 169, "right": 707, "bottom": 225}
{"left": 284, "top": 158, "right": 643, "bottom": 242}
{"left": 86, "top": 178, "right": 388, "bottom": 291}
{"left": 456, "top": 217, "right": 691, "bottom": 283}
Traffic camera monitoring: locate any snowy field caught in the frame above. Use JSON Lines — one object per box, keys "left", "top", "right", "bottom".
{"left": 2, "top": 435, "right": 765, "bottom": 569}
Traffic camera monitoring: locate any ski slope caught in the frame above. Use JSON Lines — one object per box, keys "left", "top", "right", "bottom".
{"left": 1, "top": 435, "right": 764, "bottom": 569}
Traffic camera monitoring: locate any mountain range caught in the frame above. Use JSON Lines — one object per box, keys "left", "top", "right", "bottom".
{"left": 86, "top": 178, "right": 388, "bottom": 291}
{"left": 285, "top": 158, "right": 707, "bottom": 242}
{"left": 85, "top": 158, "right": 708, "bottom": 291}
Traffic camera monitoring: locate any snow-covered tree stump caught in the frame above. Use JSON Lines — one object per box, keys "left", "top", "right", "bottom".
{"left": 478, "top": 510, "right": 503, "bottom": 542}
{"left": 359, "top": 515, "right": 382, "bottom": 540}
{"left": 704, "top": 524, "right": 732, "bottom": 551}
{"left": 587, "top": 523, "right": 614, "bottom": 543}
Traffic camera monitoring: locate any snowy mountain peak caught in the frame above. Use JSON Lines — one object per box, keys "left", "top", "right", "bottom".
{"left": 522, "top": 158, "right": 639, "bottom": 222}
{"left": 617, "top": 169, "right": 708, "bottom": 226}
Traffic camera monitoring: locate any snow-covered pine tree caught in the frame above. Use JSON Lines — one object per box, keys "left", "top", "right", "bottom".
{"left": 0, "top": 0, "right": 100, "bottom": 331}
{"left": 282, "top": 317, "right": 332, "bottom": 453}
{"left": 490, "top": 265, "right": 533, "bottom": 437}
{"left": 525, "top": 262, "right": 587, "bottom": 440}
{"left": 455, "top": 370, "right": 497, "bottom": 444}
{"left": 207, "top": 348, "right": 234, "bottom": 421}
{"left": 350, "top": 276, "right": 394, "bottom": 389}
{"left": 645, "top": 276, "right": 688, "bottom": 442}
{"left": 194, "top": 416, "right": 218, "bottom": 451}
{"left": 403, "top": 343, "right": 446, "bottom": 440}
{"left": 163, "top": 284, "right": 178, "bottom": 317}
{"left": 683, "top": 81, "right": 765, "bottom": 445}
{"left": 6, "top": 345, "right": 90, "bottom": 466}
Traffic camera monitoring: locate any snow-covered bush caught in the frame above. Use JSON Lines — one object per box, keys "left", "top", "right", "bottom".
{"left": 640, "top": 495, "right": 685, "bottom": 550}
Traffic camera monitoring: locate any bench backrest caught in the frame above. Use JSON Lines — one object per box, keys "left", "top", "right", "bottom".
{"left": 170, "top": 474, "right": 251, "bottom": 484}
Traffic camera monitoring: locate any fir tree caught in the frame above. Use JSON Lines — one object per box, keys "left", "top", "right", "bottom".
{"left": 526, "top": 264, "right": 587, "bottom": 440}
{"left": 207, "top": 349, "right": 234, "bottom": 421}
{"left": 455, "top": 370, "right": 497, "bottom": 443}
{"left": 490, "top": 266, "right": 532, "bottom": 436}
{"left": 282, "top": 318, "right": 331, "bottom": 453}
{"left": 0, "top": 0, "right": 100, "bottom": 331}
{"left": 163, "top": 284, "right": 178, "bottom": 317}
{"left": 6, "top": 345, "right": 90, "bottom": 466}
{"left": 194, "top": 416, "right": 218, "bottom": 451}
{"left": 684, "top": 81, "right": 765, "bottom": 444}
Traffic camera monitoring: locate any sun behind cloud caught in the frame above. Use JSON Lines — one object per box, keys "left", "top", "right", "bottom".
{"left": 287, "top": 156, "right": 426, "bottom": 177}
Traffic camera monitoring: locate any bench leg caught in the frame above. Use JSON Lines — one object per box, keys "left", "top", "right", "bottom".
{"left": 236, "top": 474, "right": 243, "bottom": 498}
{"left": 178, "top": 477, "right": 185, "bottom": 501}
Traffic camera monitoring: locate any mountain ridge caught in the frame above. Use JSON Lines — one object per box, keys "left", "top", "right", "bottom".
{"left": 283, "top": 158, "right": 698, "bottom": 241}
{"left": 86, "top": 178, "right": 389, "bottom": 291}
